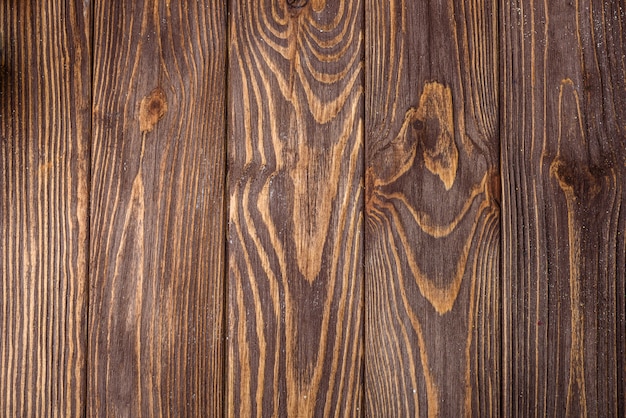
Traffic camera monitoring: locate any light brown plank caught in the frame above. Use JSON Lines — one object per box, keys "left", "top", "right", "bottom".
{"left": 88, "top": 1, "right": 227, "bottom": 415}
{"left": 365, "top": 0, "right": 501, "bottom": 415}
{"left": 227, "top": 0, "right": 364, "bottom": 416}
{"left": 0, "top": 1, "right": 91, "bottom": 415}
{"left": 501, "top": 0, "right": 626, "bottom": 416}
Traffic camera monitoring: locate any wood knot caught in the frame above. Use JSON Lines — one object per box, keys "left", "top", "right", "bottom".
{"left": 139, "top": 87, "right": 167, "bottom": 133}
{"left": 550, "top": 158, "right": 607, "bottom": 201}
{"left": 415, "top": 82, "right": 458, "bottom": 190}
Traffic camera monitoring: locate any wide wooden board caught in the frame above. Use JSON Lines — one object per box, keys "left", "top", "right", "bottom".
{"left": 501, "top": 0, "right": 626, "bottom": 416}
{"left": 365, "top": 0, "right": 501, "bottom": 415}
{"left": 0, "top": 1, "right": 91, "bottom": 415}
{"left": 227, "top": 0, "right": 364, "bottom": 416}
{"left": 88, "top": 1, "right": 227, "bottom": 415}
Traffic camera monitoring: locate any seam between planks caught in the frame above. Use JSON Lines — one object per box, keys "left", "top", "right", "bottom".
{"left": 361, "top": 0, "right": 366, "bottom": 415}
{"left": 85, "top": 1, "right": 94, "bottom": 416}
{"left": 497, "top": 0, "right": 504, "bottom": 416}
{"left": 222, "top": 0, "right": 231, "bottom": 416}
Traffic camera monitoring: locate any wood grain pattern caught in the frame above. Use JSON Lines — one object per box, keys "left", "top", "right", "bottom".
{"left": 501, "top": 0, "right": 626, "bottom": 416}
{"left": 88, "top": 0, "right": 226, "bottom": 415}
{"left": 227, "top": 0, "right": 363, "bottom": 416}
{"left": 365, "top": 0, "right": 501, "bottom": 415}
{"left": 3, "top": 1, "right": 626, "bottom": 415}
{"left": 0, "top": 1, "right": 91, "bottom": 416}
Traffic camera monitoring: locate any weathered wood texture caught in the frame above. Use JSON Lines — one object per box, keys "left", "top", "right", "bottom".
{"left": 88, "top": 0, "right": 226, "bottom": 415}
{"left": 501, "top": 0, "right": 626, "bottom": 416}
{"left": 227, "top": 0, "right": 364, "bottom": 416}
{"left": 3, "top": 1, "right": 626, "bottom": 416}
{"left": 0, "top": 1, "right": 91, "bottom": 416}
{"left": 365, "top": 0, "right": 501, "bottom": 416}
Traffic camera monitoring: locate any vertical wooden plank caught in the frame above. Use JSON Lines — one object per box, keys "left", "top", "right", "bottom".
{"left": 502, "top": 0, "right": 626, "bottom": 416}
{"left": 365, "top": 0, "right": 500, "bottom": 415}
{"left": 227, "top": 0, "right": 363, "bottom": 416}
{"left": 88, "top": 0, "right": 226, "bottom": 415}
{"left": 0, "top": 0, "right": 91, "bottom": 416}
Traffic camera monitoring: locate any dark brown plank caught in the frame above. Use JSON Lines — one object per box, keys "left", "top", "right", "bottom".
{"left": 365, "top": 0, "right": 501, "bottom": 415}
{"left": 227, "top": 0, "right": 364, "bottom": 416}
{"left": 501, "top": 1, "right": 626, "bottom": 416}
{"left": 0, "top": 1, "right": 91, "bottom": 416}
{"left": 88, "top": 1, "right": 226, "bottom": 415}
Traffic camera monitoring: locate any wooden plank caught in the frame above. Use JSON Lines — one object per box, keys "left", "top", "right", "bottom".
{"left": 501, "top": 0, "right": 626, "bottom": 416}
{"left": 227, "top": 0, "right": 364, "bottom": 416}
{"left": 0, "top": 1, "right": 91, "bottom": 416}
{"left": 364, "top": 0, "right": 501, "bottom": 415}
{"left": 88, "top": 1, "right": 226, "bottom": 415}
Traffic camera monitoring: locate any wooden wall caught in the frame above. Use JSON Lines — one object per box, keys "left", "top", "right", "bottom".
{"left": 1, "top": 0, "right": 624, "bottom": 416}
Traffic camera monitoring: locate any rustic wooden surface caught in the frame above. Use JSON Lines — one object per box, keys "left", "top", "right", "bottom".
{"left": 501, "top": 0, "right": 626, "bottom": 416}
{"left": 364, "top": 0, "right": 501, "bottom": 415}
{"left": 0, "top": 1, "right": 91, "bottom": 416}
{"left": 88, "top": 0, "right": 226, "bottom": 415}
{"left": 227, "top": 0, "right": 364, "bottom": 416}
{"left": 2, "top": 0, "right": 625, "bottom": 417}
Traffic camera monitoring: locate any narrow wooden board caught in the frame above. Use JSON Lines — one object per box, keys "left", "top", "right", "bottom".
{"left": 364, "top": 0, "right": 501, "bottom": 416}
{"left": 501, "top": 0, "right": 626, "bottom": 416}
{"left": 88, "top": 1, "right": 226, "bottom": 415}
{"left": 227, "top": 0, "right": 364, "bottom": 416}
{"left": 0, "top": 1, "right": 91, "bottom": 415}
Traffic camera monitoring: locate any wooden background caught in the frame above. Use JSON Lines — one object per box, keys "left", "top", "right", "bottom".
{"left": 1, "top": 0, "right": 624, "bottom": 417}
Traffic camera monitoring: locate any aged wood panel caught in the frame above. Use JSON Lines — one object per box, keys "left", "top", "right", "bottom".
{"left": 0, "top": 1, "right": 91, "bottom": 416}
{"left": 88, "top": 0, "right": 226, "bottom": 415}
{"left": 227, "top": 0, "right": 364, "bottom": 416}
{"left": 501, "top": 0, "right": 626, "bottom": 416}
{"left": 365, "top": 0, "right": 501, "bottom": 416}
